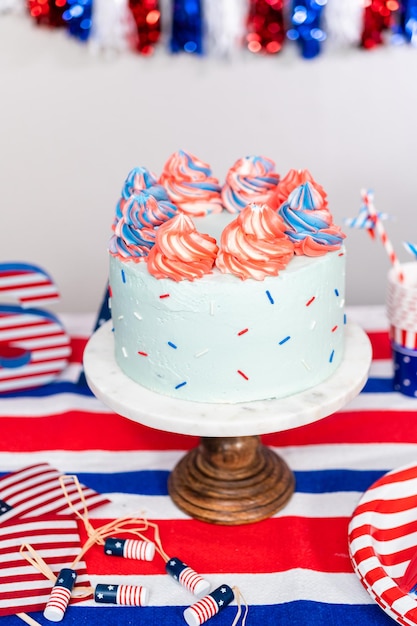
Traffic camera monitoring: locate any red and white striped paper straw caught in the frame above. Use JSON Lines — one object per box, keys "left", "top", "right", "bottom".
{"left": 362, "top": 189, "right": 404, "bottom": 283}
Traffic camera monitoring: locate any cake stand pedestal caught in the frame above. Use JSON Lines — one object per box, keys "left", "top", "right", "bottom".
{"left": 84, "top": 322, "right": 372, "bottom": 525}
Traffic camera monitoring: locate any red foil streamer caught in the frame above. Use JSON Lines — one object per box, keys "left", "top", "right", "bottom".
{"left": 361, "top": 0, "right": 398, "bottom": 48}
{"left": 128, "top": 0, "right": 161, "bottom": 55}
{"left": 246, "top": 0, "right": 285, "bottom": 54}
{"left": 27, "top": 0, "right": 66, "bottom": 27}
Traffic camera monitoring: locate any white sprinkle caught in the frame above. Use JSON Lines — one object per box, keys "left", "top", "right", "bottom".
{"left": 210, "top": 301, "right": 215, "bottom": 316}
{"left": 301, "top": 359, "right": 311, "bottom": 371}
{"left": 122, "top": 346, "right": 128, "bottom": 358}
{"left": 339, "top": 298, "right": 345, "bottom": 308}
{"left": 195, "top": 349, "right": 209, "bottom": 358}
{"left": 310, "top": 320, "right": 317, "bottom": 330}
{"left": 108, "top": 299, "right": 112, "bottom": 310}
{"left": 134, "top": 312, "right": 143, "bottom": 320}
{"left": 118, "top": 315, "right": 124, "bottom": 320}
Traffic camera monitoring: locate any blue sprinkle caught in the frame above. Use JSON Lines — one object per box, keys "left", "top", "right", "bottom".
{"left": 175, "top": 381, "right": 187, "bottom": 389}
{"left": 168, "top": 342, "right": 177, "bottom": 349}
{"left": 279, "top": 336, "right": 291, "bottom": 345}
{"left": 121, "top": 269, "right": 126, "bottom": 283}
{"left": 266, "top": 290, "right": 274, "bottom": 304}
{"left": 329, "top": 350, "right": 335, "bottom": 363}
{"left": 344, "top": 313, "right": 347, "bottom": 325}
{"left": 334, "top": 288, "right": 339, "bottom": 296}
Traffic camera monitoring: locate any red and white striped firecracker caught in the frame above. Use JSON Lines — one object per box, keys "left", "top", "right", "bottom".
{"left": 104, "top": 536, "right": 155, "bottom": 561}
{"left": 94, "top": 583, "right": 149, "bottom": 606}
{"left": 43, "top": 568, "right": 77, "bottom": 622}
{"left": 166, "top": 556, "right": 211, "bottom": 598}
{"left": 183, "top": 584, "right": 234, "bottom": 626}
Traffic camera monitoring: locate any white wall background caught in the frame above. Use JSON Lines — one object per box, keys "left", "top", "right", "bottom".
{"left": 1, "top": 13, "right": 417, "bottom": 314}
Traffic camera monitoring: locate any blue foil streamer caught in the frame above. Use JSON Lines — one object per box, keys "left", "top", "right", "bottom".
{"left": 170, "top": 0, "right": 204, "bottom": 54}
{"left": 63, "top": 0, "right": 93, "bottom": 41}
{"left": 394, "top": 0, "right": 417, "bottom": 44}
{"left": 287, "top": 0, "right": 327, "bottom": 59}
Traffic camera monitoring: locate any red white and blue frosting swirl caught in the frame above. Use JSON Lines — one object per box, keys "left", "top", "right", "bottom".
{"left": 221, "top": 155, "right": 280, "bottom": 213}
{"left": 216, "top": 203, "right": 295, "bottom": 280}
{"left": 278, "top": 182, "right": 345, "bottom": 256}
{"left": 109, "top": 193, "right": 178, "bottom": 260}
{"left": 114, "top": 166, "right": 169, "bottom": 226}
{"left": 159, "top": 150, "right": 223, "bottom": 216}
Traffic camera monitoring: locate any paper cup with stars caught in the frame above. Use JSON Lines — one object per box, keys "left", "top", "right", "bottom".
{"left": 386, "top": 262, "right": 417, "bottom": 397}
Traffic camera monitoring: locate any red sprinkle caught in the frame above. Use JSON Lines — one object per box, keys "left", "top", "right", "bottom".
{"left": 306, "top": 296, "right": 316, "bottom": 306}
{"left": 238, "top": 328, "right": 249, "bottom": 336}
{"left": 108, "top": 285, "right": 113, "bottom": 297}
{"left": 138, "top": 351, "right": 148, "bottom": 357}
{"left": 159, "top": 294, "right": 170, "bottom": 299}
{"left": 237, "top": 370, "right": 249, "bottom": 380}
{"left": 331, "top": 325, "right": 338, "bottom": 333}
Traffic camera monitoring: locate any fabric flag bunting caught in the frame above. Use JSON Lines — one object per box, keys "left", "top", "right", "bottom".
{"left": 0, "top": 462, "right": 110, "bottom": 523}
{"left": 0, "top": 515, "right": 91, "bottom": 617}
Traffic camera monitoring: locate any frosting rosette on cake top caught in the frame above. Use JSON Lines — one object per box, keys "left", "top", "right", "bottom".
{"left": 146, "top": 213, "right": 219, "bottom": 281}
{"left": 215, "top": 203, "right": 295, "bottom": 280}
{"left": 267, "top": 168, "right": 328, "bottom": 211}
{"left": 109, "top": 193, "right": 178, "bottom": 261}
{"left": 114, "top": 166, "right": 169, "bottom": 227}
{"left": 159, "top": 150, "right": 223, "bottom": 217}
{"left": 278, "top": 182, "right": 345, "bottom": 256}
{"left": 221, "top": 155, "right": 280, "bottom": 213}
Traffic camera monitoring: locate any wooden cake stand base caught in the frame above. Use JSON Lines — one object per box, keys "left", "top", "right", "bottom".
{"left": 84, "top": 321, "right": 371, "bottom": 525}
{"left": 168, "top": 435, "right": 294, "bottom": 525}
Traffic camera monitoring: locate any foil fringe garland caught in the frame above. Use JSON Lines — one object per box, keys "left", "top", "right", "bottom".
{"left": 128, "top": 0, "right": 161, "bottom": 55}
{"left": 246, "top": 0, "right": 285, "bottom": 55}
{"left": 170, "top": 0, "right": 203, "bottom": 54}
{"left": 287, "top": 0, "right": 327, "bottom": 59}
{"left": 89, "top": 0, "right": 136, "bottom": 55}
{"left": 15, "top": 0, "right": 417, "bottom": 56}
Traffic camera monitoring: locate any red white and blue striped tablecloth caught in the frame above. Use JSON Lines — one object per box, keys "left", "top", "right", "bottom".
{"left": 1, "top": 305, "right": 417, "bottom": 626}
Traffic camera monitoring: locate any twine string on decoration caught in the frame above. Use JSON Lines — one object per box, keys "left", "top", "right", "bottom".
{"left": 58, "top": 475, "right": 171, "bottom": 564}
{"left": 231, "top": 586, "right": 249, "bottom": 626}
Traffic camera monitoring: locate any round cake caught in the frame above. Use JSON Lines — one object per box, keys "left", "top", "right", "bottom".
{"left": 108, "top": 152, "right": 346, "bottom": 404}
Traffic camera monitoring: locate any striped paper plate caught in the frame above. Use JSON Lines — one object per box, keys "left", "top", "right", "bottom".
{"left": 348, "top": 463, "right": 417, "bottom": 626}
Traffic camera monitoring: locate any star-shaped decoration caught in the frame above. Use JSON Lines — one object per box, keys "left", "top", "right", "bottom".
{"left": 97, "top": 593, "right": 104, "bottom": 599}
{"left": 220, "top": 587, "right": 227, "bottom": 593}
{"left": 105, "top": 549, "right": 112, "bottom": 555}
{"left": 115, "top": 541, "right": 122, "bottom": 548}
{"left": 219, "top": 599, "right": 224, "bottom": 606}
{"left": 0, "top": 500, "right": 12, "bottom": 515}
{"left": 107, "top": 585, "right": 115, "bottom": 590}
